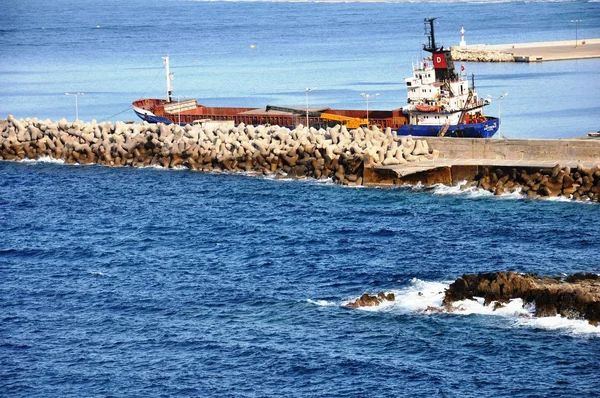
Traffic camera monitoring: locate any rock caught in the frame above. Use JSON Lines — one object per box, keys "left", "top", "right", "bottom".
{"left": 443, "top": 272, "right": 600, "bottom": 325}
{"left": 345, "top": 292, "right": 395, "bottom": 309}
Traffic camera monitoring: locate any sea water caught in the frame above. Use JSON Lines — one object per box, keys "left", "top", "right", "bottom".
{"left": 1, "top": 1, "right": 600, "bottom": 397}
{"left": 1, "top": 0, "right": 599, "bottom": 137}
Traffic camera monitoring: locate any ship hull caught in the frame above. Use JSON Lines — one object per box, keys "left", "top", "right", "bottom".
{"left": 398, "top": 117, "right": 499, "bottom": 138}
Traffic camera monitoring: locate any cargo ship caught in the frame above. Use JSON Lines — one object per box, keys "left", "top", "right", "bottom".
{"left": 133, "top": 18, "right": 499, "bottom": 138}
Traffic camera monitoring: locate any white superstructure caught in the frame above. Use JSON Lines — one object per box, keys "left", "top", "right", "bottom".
{"left": 403, "top": 60, "right": 488, "bottom": 128}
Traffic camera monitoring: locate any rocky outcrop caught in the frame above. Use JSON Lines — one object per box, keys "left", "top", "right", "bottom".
{"left": 345, "top": 292, "right": 395, "bottom": 309}
{"left": 0, "top": 116, "right": 437, "bottom": 186}
{"left": 443, "top": 272, "right": 600, "bottom": 325}
{"left": 461, "top": 164, "right": 600, "bottom": 202}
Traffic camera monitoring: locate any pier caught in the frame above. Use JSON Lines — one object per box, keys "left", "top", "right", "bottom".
{"left": 451, "top": 38, "right": 600, "bottom": 62}
{"left": 364, "top": 137, "right": 600, "bottom": 199}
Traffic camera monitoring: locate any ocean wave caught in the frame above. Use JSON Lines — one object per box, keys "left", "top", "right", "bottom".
{"left": 87, "top": 270, "right": 108, "bottom": 277}
{"left": 139, "top": 164, "right": 190, "bottom": 171}
{"left": 516, "top": 314, "right": 600, "bottom": 336}
{"left": 306, "top": 298, "right": 338, "bottom": 307}
{"left": 406, "top": 181, "right": 598, "bottom": 204}
{"left": 339, "top": 278, "right": 599, "bottom": 335}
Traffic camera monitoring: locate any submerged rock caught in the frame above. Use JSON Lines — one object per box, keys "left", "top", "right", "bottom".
{"left": 443, "top": 272, "right": 600, "bottom": 325}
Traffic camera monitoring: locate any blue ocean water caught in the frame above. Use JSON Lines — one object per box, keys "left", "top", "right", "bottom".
{"left": 0, "top": 0, "right": 599, "bottom": 138}
{"left": 2, "top": 1, "right": 600, "bottom": 397}
{"left": 1, "top": 160, "right": 600, "bottom": 397}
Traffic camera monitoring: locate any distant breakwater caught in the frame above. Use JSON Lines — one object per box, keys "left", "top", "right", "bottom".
{"left": 451, "top": 47, "right": 515, "bottom": 62}
{"left": 0, "top": 116, "right": 437, "bottom": 185}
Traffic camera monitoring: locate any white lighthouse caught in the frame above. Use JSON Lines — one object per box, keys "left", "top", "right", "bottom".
{"left": 460, "top": 25, "right": 466, "bottom": 47}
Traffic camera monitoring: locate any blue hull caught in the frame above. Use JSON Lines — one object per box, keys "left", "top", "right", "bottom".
{"left": 398, "top": 117, "right": 499, "bottom": 138}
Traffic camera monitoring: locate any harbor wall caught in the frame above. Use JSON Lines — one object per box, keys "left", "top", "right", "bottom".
{"left": 2, "top": 116, "right": 599, "bottom": 201}
{"left": 0, "top": 116, "right": 436, "bottom": 186}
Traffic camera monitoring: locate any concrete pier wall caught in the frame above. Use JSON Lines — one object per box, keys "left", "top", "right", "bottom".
{"left": 423, "top": 137, "right": 600, "bottom": 164}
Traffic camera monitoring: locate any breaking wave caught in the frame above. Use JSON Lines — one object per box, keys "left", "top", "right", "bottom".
{"left": 405, "top": 181, "right": 597, "bottom": 203}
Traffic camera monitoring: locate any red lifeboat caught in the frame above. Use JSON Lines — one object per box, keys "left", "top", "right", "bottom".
{"left": 415, "top": 104, "right": 440, "bottom": 112}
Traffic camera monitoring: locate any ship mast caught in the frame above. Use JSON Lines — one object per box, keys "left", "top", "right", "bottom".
{"left": 162, "top": 56, "right": 173, "bottom": 103}
{"left": 422, "top": 18, "right": 457, "bottom": 83}
{"left": 423, "top": 17, "right": 439, "bottom": 52}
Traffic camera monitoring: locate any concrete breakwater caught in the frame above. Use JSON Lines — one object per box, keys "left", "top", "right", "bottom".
{"left": 465, "top": 164, "right": 600, "bottom": 201}
{"left": 0, "top": 116, "right": 437, "bottom": 184}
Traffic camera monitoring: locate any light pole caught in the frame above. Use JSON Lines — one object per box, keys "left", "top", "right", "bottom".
{"left": 498, "top": 93, "right": 508, "bottom": 124}
{"left": 65, "top": 92, "right": 84, "bottom": 121}
{"left": 489, "top": 93, "right": 508, "bottom": 137}
{"left": 176, "top": 95, "right": 187, "bottom": 125}
{"left": 360, "top": 93, "right": 379, "bottom": 127}
{"left": 570, "top": 19, "right": 581, "bottom": 48}
{"left": 305, "top": 88, "right": 316, "bottom": 128}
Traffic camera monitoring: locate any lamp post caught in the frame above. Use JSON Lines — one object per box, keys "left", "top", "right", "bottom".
{"left": 570, "top": 19, "right": 581, "bottom": 48}
{"left": 176, "top": 95, "right": 187, "bottom": 125}
{"left": 360, "top": 92, "right": 379, "bottom": 127}
{"left": 498, "top": 93, "right": 508, "bottom": 125}
{"left": 305, "top": 88, "right": 316, "bottom": 128}
{"left": 486, "top": 93, "right": 508, "bottom": 138}
{"left": 65, "top": 92, "right": 84, "bottom": 121}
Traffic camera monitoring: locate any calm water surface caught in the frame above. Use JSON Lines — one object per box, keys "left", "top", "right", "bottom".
{"left": 1, "top": 0, "right": 599, "bottom": 137}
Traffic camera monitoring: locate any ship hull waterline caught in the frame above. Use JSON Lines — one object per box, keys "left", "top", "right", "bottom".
{"left": 398, "top": 117, "right": 500, "bottom": 138}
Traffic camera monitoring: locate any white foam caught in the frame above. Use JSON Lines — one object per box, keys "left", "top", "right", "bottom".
{"left": 408, "top": 180, "right": 599, "bottom": 204}
{"left": 516, "top": 315, "right": 600, "bottom": 336}
{"left": 19, "top": 156, "right": 65, "bottom": 164}
{"left": 545, "top": 195, "right": 581, "bottom": 203}
{"left": 306, "top": 298, "right": 337, "bottom": 307}
{"left": 342, "top": 279, "right": 448, "bottom": 313}
{"left": 498, "top": 186, "right": 524, "bottom": 200}
{"left": 449, "top": 297, "right": 532, "bottom": 317}
{"left": 139, "top": 164, "right": 189, "bottom": 171}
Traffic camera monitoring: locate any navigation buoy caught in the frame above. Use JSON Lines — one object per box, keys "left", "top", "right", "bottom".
{"left": 250, "top": 44, "right": 255, "bottom": 49}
